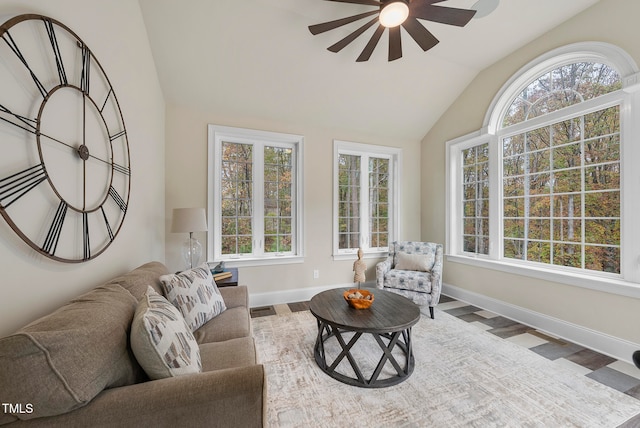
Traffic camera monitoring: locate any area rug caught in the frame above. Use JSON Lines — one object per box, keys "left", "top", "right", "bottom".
{"left": 252, "top": 309, "right": 640, "bottom": 427}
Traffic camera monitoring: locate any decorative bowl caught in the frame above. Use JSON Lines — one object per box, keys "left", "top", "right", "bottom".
{"left": 343, "top": 289, "right": 374, "bottom": 309}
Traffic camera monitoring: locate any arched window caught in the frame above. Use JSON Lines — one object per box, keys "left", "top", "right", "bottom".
{"left": 502, "top": 62, "right": 621, "bottom": 126}
{"left": 447, "top": 43, "right": 640, "bottom": 295}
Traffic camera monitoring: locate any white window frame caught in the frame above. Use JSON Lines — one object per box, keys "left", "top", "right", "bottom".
{"left": 446, "top": 42, "right": 640, "bottom": 298}
{"left": 333, "top": 140, "right": 401, "bottom": 260}
{"left": 207, "top": 125, "right": 304, "bottom": 267}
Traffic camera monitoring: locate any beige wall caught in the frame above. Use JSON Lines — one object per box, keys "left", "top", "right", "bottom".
{"left": 165, "top": 102, "right": 422, "bottom": 294}
{"left": 422, "top": 0, "right": 640, "bottom": 344}
{"left": 0, "top": 0, "right": 165, "bottom": 337}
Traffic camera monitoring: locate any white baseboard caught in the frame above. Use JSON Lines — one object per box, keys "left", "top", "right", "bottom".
{"left": 249, "top": 281, "right": 376, "bottom": 308}
{"left": 442, "top": 282, "right": 640, "bottom": 365}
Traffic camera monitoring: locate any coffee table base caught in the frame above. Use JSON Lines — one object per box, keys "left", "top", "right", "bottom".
{"left": 313, "top": 320, "right": 415, "bottom": 388}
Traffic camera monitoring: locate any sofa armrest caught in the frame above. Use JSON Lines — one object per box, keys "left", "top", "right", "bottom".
{"left": 375, "top": 257, "right": 393, "bottom": 289}
{"left": 17, "top": 365, "right": 266, "bottom": 428}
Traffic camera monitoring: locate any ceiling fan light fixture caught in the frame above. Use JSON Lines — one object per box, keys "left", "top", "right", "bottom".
{"left": 379, "top": 0, "right": 409, "bottom": 28}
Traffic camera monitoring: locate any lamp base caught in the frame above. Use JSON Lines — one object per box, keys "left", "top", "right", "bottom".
{"left": 182, "top": 237, "right": 202, "bottom": 269}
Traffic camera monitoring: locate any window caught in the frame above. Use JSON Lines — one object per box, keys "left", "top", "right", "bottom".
{"left": 502, "top": 106, "right": 621, "bottom": 273}
{"left": 208, "top": 125, "right": 304, "bottom": 265}
{"left": 333, "top": 140, "right": 401, "bottom": 259}
{"left": 446, "top": 43, "right": 640, "bottom": 294}
{"left": 462, "top": 143, "right": 490, "bottom": 255}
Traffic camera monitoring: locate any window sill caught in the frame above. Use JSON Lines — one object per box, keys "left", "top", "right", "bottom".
{"left": 446, "top": 254, "right": 640, "bottom": 299}
{"left": 208, "top": 255, "right": 304, "bottom": 268}
{"left": 333, "top": 251, "right": 388, "bottom": 261}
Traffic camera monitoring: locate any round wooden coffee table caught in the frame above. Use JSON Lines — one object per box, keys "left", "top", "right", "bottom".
{"left": 309, "top": 287, "right": 420, "bottom": 388}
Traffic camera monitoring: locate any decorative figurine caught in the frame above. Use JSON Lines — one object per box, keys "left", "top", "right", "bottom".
{"left": 212, "top": 261, "right": 225, "bottom": 273}
{"left": 353, "top": 247, "right": 366, "bottom": 284}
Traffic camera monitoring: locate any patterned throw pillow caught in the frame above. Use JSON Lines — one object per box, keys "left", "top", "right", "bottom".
{"left": 159, "top": 264, "right": 226, "bottom": 332}
{"left": 130, "top": 287, "right": 202, "bottom": 380}
{"left": 395, "top": 252, "right": 434, "bottom": 272}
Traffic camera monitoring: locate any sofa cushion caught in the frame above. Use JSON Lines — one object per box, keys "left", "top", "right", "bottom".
{"left": 200, "top": 337, "right": 257, "bottom": 371}
{"left": 0, "top": 284, "right": 144, "bottom": 421}
{"left": 193, "top": 307, "right": 251, "bottom": 344}
{"left": 107, "top": 261, "right": 169, "bottom": 301}
{"left": 130, "top": 287, "right": 202, "bottom": 380}
{"left": 160, "top": 264, "right": 226, "bottom": 332}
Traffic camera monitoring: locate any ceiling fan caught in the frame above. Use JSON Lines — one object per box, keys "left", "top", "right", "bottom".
{"left": 308, "top": 0, "right": 477, "bottom": 62}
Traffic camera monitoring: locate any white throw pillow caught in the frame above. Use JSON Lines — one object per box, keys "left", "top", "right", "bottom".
{"left": 130, "top": 287, "right": 201, "bottom": 380}
{"left": 395, "top": 252, "right": 433, "bottom": 272}
{"left": 159, "top": 264, "right": 226, "bottom": 332}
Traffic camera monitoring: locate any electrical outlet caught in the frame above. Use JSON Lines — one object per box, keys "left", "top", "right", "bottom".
{"left": 313, "top": 269, "right": 319, "bottom": 279}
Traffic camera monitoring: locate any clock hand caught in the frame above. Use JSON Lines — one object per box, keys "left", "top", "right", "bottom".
{"left": 82, "top": 92, "right": 87, "bottom": 211}
{"left": 0, "top": 104, "right": 129, "bottom": 175}
{"left": 0, "top": 103, "right": 76, "bottom": 152}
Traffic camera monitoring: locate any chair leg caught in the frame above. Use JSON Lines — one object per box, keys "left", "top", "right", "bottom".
{"left": 429, "top": 306, "right": 434, "bottom": 319}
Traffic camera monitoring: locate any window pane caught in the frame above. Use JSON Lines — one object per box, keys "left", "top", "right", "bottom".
{"left": 585, "top": 219, "right": 620, "bottom": 246}
{"left": 504, "top": 219, "right": 525, "bottom": 239}
{"left": 504, "top": 239, "right": 524, "bottom": 260}
{"left": 553, "top": 243, "right": 581, "bottom": 268}
{"left": 553, "top": 219, "right": 582, "bottom": 242}
{"left": 503, "top": 63, "right": 621, "bottom": 127}
{"left": 584, "top": 191, "right": 619, "bottom": 217}
{"left": 338, "top": 154, "right": 361, "bottom": 249}
{"left": 264, "top": 146, "right": 294, "bottom": 253}
{"left": 553, "top": 194, "right": 582, "bottom": 218}
{"left": 504, "top": 197, "right": 524, "bottom": 217}
{"left": 221, "top": 142, "right": 253, "bottom": 256}
{"left": 461, "top": 144, "right": 489, "bottom": 255}
{"left": 585, "top": 246, "right": 620, "bottom": 273}
{"left": 369, "top": 157, "right": 390, "bottom": 249}
{"left": 527, "top": 241, "right": 550, "bottom": 264}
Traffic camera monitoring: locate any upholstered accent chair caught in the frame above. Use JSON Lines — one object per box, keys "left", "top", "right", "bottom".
{"left": 376, "top": 241, "right": 443, "bottom": 319}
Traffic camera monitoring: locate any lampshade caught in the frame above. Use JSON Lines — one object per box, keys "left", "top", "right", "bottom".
{"left": 379, "top": 0, "right": 409, "bottom": 28}
{"left": 171, "top": 208, "right": 207, "bottom": 233}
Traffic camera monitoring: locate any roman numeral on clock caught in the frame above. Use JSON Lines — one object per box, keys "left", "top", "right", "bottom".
{"left": 80, "top": 44, "right": 91, "bottom": 95}
{"left": 109, "top": 130, "right": 126, "bottom": 141}
{"left": 113, "top": 163, "right": 130, "bottom": 176}
{"left": 99, "top": 88, "right": 114, "bottom": 113}
{"left": 108, "top": 186, "right": 127, "bottom": 212}
{"left": 0, "top": 103, "right": 37, "bottom": 135}
{"left": 83, "top": 212, "right": 90, "bottom": 260}
{"left": 1, "top": 31, "right": 48, "bottom": 98}
{"left": 42, "top": 201, "right": 67, "bottom": 256}
{"left": 0, "top": 164, "right": 48, "bottom": 209}
{"left": 43, "top": 18, "right": 67, "bottom": 86}
{"left": 101, "top": 206, "right": 114, "bottom": 241}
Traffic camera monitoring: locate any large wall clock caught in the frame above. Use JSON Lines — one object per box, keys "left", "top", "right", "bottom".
{"left": 0, "top": 14, "right": 130, "bottom": 263}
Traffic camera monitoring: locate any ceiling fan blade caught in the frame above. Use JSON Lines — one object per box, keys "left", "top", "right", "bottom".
{"left": 401, "top": 17, "right": 438, "bottom": 52}
{"left": 388, "top": 26, "right": 402, "bottom": 61}
{"left": 410, "top": 2, "right": 476, "bottom": 27}
{"left": 356, "top": 24, "right": 385, "bottom": 62}
{"left": 324, "top": 0, "right": 381, "bottom": 6}
{"left": 309, "top": 10, "right": 379, "bottom": 35}
{"left": 328, "top": 17, "right": 379, "bottom": 52}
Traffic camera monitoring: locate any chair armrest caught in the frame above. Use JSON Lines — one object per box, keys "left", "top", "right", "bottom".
{"left": 375, "top": 257, "right": 393, "bottom": 289}
{"left": 22, "top": 365, "right": 266, "bottom": 428}
{"left": 429, "top": 245, "right": 444, "bottom": 307}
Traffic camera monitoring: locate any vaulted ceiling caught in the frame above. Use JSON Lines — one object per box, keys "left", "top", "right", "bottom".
{"left": 138, "top": 0, "right": 600, "bottom": 141}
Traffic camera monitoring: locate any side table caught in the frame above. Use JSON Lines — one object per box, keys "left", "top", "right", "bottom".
{"left": 214, "top": 267, "right": 238, "bottom": 287}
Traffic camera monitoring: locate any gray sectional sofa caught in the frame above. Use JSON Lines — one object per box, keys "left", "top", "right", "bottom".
{"left": 0, "top": 261, "right": 265, "bottom": 427}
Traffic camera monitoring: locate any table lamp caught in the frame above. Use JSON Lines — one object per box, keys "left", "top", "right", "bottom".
{"left": 171, "top": 208, "right": 207, "bottom": 269}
